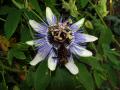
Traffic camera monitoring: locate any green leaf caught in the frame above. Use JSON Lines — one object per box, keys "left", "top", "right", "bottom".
{"left": 97, "top": 26, "right": 112, "bottom": 54}
{"left": 13, "top": 43, "right": 29, "bottom": 51}
{"left": 107, "top": 54, "right": 120, "bottom": 66}
{"left": 106, "top": 16, "right": 120, "bottom": 35}
{"left": 47, "top": 67, "right": 77, "bottom": 90}
{"left": 93, "top": 70, "right": 104, "bottom": 88}
{"left": 107, "top": 54, "right": 120, "bottom": 70}
{"left": 99, "top": 28, "right": 112, "bottom": 46}
{"left": 102, "top": 44, "right": 120, "bottom": 69}
{"left": 29, "top": 0, "right": 42, "bottom": 16}
{"left": 20, "top": 26, "right": 32, "bottom": 42}
{"left": 79, "top": 57, "right": 103, "bottom": 71}
{"left": 44, "top": 0, "right": 56, "bottom": 6}
{"left": 7, "top": 49, "right": 14, "bottom": 65}
{"left": 78, "top": 0, "right": 88, "bottom": 8}
{"left": 93, "top": 19, "right": 112, "bottom": 54}
{"left": 0, "top": 6, "right": 12, "bottom": 15}
{"left": 103, "top": 64, "right": 118, "bottom": 87}
{"left": 13, "top": 50, "right": 26, "bottom": 60}
{"left": 77, "top": 63, "right": 95, "bottom": 90}
{"left": 34, "top": 61, "right": 51, "bottom": 90}
{"left": 26, "top": 69, "right": 35, "bottom": 87}
{"left": 7, "top": 43, "right": 29, "bottom": 65}
{"left": 4, "top": 8, "right": 22, "bottom": 39}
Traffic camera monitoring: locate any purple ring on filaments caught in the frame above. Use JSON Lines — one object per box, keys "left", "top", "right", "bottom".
{"left": 26, "top": 7, "right": 98, "bottom": 75}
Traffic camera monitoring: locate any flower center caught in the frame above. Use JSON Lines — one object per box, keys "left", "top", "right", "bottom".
{"left": 48, "top": 21, "right": 72, "bottom": 47}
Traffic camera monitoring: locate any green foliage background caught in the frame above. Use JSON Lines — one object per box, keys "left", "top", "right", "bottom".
{"left": 0, "top": 0, "right": 120, "bottom": 90}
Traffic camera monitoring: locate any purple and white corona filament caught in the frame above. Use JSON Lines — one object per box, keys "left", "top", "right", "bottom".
{"left": 26, "top": 7, "right": 98, "bottom": 75}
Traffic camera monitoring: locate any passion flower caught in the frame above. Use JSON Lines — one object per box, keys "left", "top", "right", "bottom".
{"left": 26, "top": 7, "right": 98, "bottom": 75}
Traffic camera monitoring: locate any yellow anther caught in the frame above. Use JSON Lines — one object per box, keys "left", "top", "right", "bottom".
{"left": 54, "top": 36, "right": 62, "bottom": 40}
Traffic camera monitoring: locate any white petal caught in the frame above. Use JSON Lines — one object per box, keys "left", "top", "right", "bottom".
{"left": 29, "top": 20, "right": 47, "bottom": 34}
{"left": 70, "top": 18, "right": 85, "bottom": 32}
{"left": 81, "top": 34, "right": 98, "bottom": 42}
{"left": 29, "top": 20, "right": 40, "bottom": 32}
{"left": 70, "top": 44, "right": 92, "bottom": 57}
{"left": 73, "top": 33, "right": 98, "bottom": 43}
{"left": 65, "top": 57, "right": 79, "bottom": 75}
{"left": 74, "top": 18, "right": 85, "bottom": 27}
{"left": 26, "top": 38, "right": 47, "bottom": 46}
{"left": 48, "top": 50, "right": 57, "bottom": 71}
{"left": 30, "top": 53, "right": 44, "bottom": 66}
{"left": 46, "top": 7, "right": 57, "bottom": 26}
{"left": 26, "top": 40, "right": 34, "bottom": 45}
